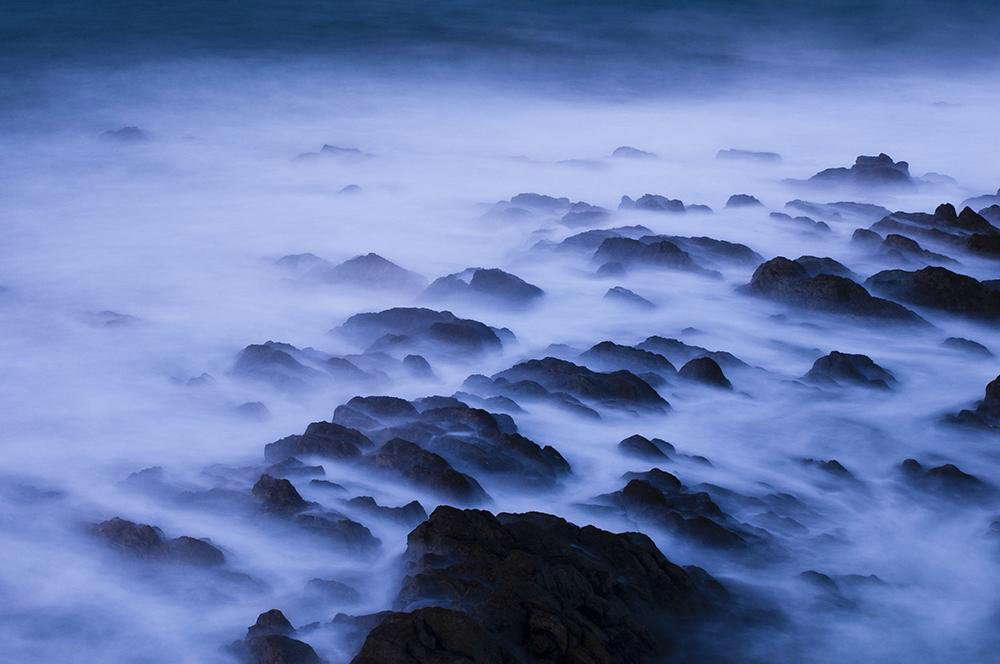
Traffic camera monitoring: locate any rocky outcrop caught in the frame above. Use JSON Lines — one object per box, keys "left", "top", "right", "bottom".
{"left": 678, "top": 357, "right": 732, "bottom": 389}
{"left": 803, "top": 351, "right": 895, "bottom": 389}
{"left": 423, "top": 268, "right": 543, "bottom": 309}
{"left": 337, "top": 307, "right": 512, "bottom": 357}
{"left": 231, "top": 609, "right": 322, "bottom": 664}
{"left": 945, "top": 374, "right": 1000, "bottom": 431}
{"left": 593, "top": 237, "right": 721, "bottom": 278}
{"left": 90, "top": 517, "right": 225, "bottom": 566}
{"left": 865, "top": 266, "right": 1000, "bottom": 321}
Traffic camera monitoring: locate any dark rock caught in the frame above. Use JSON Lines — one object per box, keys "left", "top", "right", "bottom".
{"left": 851, "top": 228, "right": 883, "bottom": 248}
{"left": 628, "top": 194, "right": 685, "bottom": 213}
{"left": 339, "top": 184, "right": 362, "bottom": 194}
{"left": 945, "top": 374, "right": 1000, "bottom": 431}
{"left": 618, "top": 434, "right": 670, "bottom": 460}
{"left": 492, "top": 357, "right": 669, "bottom": 412}
{"left": 264, "top": 458, "right": 325, "bottom": 479}
{"left": 800, "top": 458, "right": 856, "bottom": 480}
{"left": 794, "top": 256, "right": 857, "bottom": 280}
{"left": 309, "top": 479, "right": 348, "bottom": 493}
{"left": 346, "top": 496, "right": 427, "bottom": 527}
{"left": 804, "top": 351, "right": 895, "bottom": 389}
{"left": 725, "top": 194, "right": 763, "bottom": 209}
{"left": 899, "top": 459, "right": 993, "bottom": 501}
{"left": 337, "top": 396, "right": 419, "bottom": 425}
{"left": 252, "top": 474, "right": 310, "bottom": 514}
{"left": 509, "top": 193, "right": 570, "bottom": 210}
{"left": 368, "top": 439, "right": 491, "bottom": 505}
{"left": 637, "top": 336, "right": 747, "bottom": 370}
{"left": 247, "top": 609, "right": 295, "bottom": 639}
{"left": 306, "top": 578, "right": 361, "bottom": 604}
{"left": 265, "top": 422, "right": 373, "bottom": 462}
{"left": 294, "top": 513, "right": 381, "bottom": 552}
{"left": 865, "top": 266, "right": 1000, "bottom": 321}
{"left": 770, "top": 212, "right": 831, "bottom": 233}
{"left": 678, "top": 357, "right": 732, "bottom": 389}
{"left": 877, "top": 234, "right": 957, "bottom": 266}
{"left": 741, "top": 257, "right": 926, "bottom": 323}
{"left": 604, "top": 286, "right": 655, "bottom": 309}
{"left": 338, "top": 308, "right": 508, "bottom": 356}
{"left": 798, "top": 153, "right": 915, "bottom": 188}
{"left": 578, "top": 341, "right": 677, "bottom": 377}
{"left": 612, "top": 145, "right": 657, "bottom": 159}
{"left": 595, "top": 261, "right": 626, "bottom": 277}
{"left": 593, "top": 237, "right": 720, "bottom": 279}
{"left": 648, "top": 235, "right": 763, "bottom": 266}
{"left": 236, "top": 609, "right": 322, "bottom": 664}
{"left": 233, "top": 342, "right": 326, "bottom": 392}
{"left": 716, "top": 149, "right": 780, "bottom": 162}
{"left": 941, "top": 337, "right": 992, "bottom": 357}
{"left": 961, "top": 188, "right": 1000, "bottom": 210}
{"left": 350, "top": 507, "right": 727, "bottom": 664}
{"left": 91, "top": 517, "right": 225, "bottom": 566}
{"left": 552, "top": 226, "right": 653, "bottom": 253}
{"left": 560, "top": 203, "right": 611, "bottom": 228}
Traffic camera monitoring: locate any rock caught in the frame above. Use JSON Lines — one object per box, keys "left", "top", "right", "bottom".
{"left": 349, "top": 507, "right": 726, "bottom": 664}
{"left": 941, "top": 337, "right": 992, "bottom": 357}
{"left": 787, "top": 200, "right": 890, "bottom": 222}
{"left": 678, "top": 357, "right": 732, "bottom": 389}
{"left": 796, "top": 153, "right": 915, "bottom": 188}
{"left": 770, "top": 212, "right": 831, "bottom": 234}
{"left": 313, "top": 253, "right": 426, "bottom": 293}
{"left": 91, "top": 517, "right": 225, "bottom": 566}
{"left": 612, "top": 145, "right": 656, "bottom": 159}
{"left": 593, "top": 237, "right": 721, "bottom": 279}
{"left": 337, "top": 308, "right": 510, "bottom": 357}
{"left": 552, "top": 226, "right": 653, "bottom": 253}
{"left": 560, "top": 203, "right": 611, "bottom": 228}
{"left": 877, "top": 234, "right": 957, "bottom": 266}
{"left": 899, "top": 459, "right": 993, "bottom": 501}
{"left": 101, "top": 126, "right": 148, "bottom": 142}
{"left": 276, "top": 253, "right": 328, "bottom": 272}
{"left": 492, "top": 357, "right": 669, "bottom": 412}
{"left": 346, "top": 496, "right": 427, "bottom": 527}
{"left": 945, "top": 374, "right": 1000, "bottom": 431}
{"left": 794, "top": 256, "right": 857, "bottom": 280}
{"left": 234, "top": 609, "right": 322, "bottom": 664}
{"left": 961, "top": 188, "right": 1000, "bottom": 210}
{"left": 649, "top": 235, "right": 763, "bottom": 266}
{"left": 337, "top": 396, "right": 419, "bottom": 424}
{"left": 402, "top": 354, "right": 435, "bottom": 379}
{"left": 865, "top": 266, "right": 1000, "bottom": 321}
{"left": 618, "top": 434, "right": 670, "bottom": 460}
{"left": 725, "top": 194, "right": 763, "bottom": 209}
{"left": 509, "top": 193, "right": 570, "bottom": 210}
{"left": 851, "top": 228, "right": 883, "bottom": 249}
{"left": 803, "top": 351, "right": 895, "bottom": 389}
{"left": 741, "top": 257, "right": 926, "bottom": 323}
{"left": 252, "top": 474, "right": 311, "bottom": 514}
{"left": 578, "top": 341, "right": 677, "bottom": 378}
{"left": 604, "top": 286, "right": 655, "bottom": 309}
{"left": 595, "top": 261, "right": 626, "bottom": 277}
{"left": 800, "top": 458, "right": 856, "bottom": 480}
{"left": 232, "top": 342, "right": 327, "bottom": 392}
{"left": 637, "top": 336, "right": 747, "bottom": 370}
{"left": 294, "top": 512, "right": 381, "bottom": 552}
{"left": 264, "top": 458, "right": 325, "bottom": 479}
{"left": 306, "top": 578, "right": 361, "bottom": 604}
{"left": 368, "top": 439, "right": 491, "bottom": 505}
{"left": 235, "top": 401, "right": 271, "bottom": 421}
{"left": 265, "top": 422, "right": 373, "bottom": 462}
{"left": 627, "top": 194, "right": 685, "bottom": 213}
{"left": 423, "top": 268, "right": 543, "bottom": 309}
{"left": 716, "top": 149, "right": 780, "bottom": 162}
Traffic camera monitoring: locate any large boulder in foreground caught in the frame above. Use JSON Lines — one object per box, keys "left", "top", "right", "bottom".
{"left": 349, "top": 506, "right": 726, "bottom": 664}
{"left": 864, "top": 266, "right": 1000, "bottom": 321}
{"left": 741, "top": 257, "right": 925, "bottom": 324}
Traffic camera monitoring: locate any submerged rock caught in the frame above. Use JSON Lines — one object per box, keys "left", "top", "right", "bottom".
{"left": 621, "top": 193, "right": 686, "bottom": 213}
{"left": 725, "top": 194, "right": 763, "bottom": 209}
{"left": 716, "top": 148, "right": 781, "bottom": 162}
{"left": 899, "top": 459, "right": 993, "bottom": 502}
{"left": 941, "top": 337, "right": 992, "bottom": 357}
{"left": 91, "top": 517, "right": 225, "bottom": 566}
{"left": 368, "top": 438, "right": 491, "bottom": 505}
{"left": 795, "top": 153, "right": 916, "bottom": 188}
{"left": 593, "top": 237, "right": 721, "bottom": 279}
{"left": 604, "top": 286, "right": 655, "bottom": 309}
{"left": 678, "top": 357, "right": 732, "bottom": 389}
{"left": 337, "top": 307, "right": 511, "bottom": 357}
{"left": 231, "top": 609, "right": 322, "bottom": 664}
{"left": 313, "top": 253, "right": 426, "bottom": 293}
{"left": 423, "top": 267, "right": 543, "bottom": 309}
{"left": 945, "top": 374, "right": 1000, "bottom": 431}
{"left": 612, "top": 145, "right": 657, "bottom": 159}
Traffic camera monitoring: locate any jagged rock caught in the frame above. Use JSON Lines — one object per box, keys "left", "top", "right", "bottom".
{"left": 593, "top": 237, "right": 720, "bottom": 278}
{"left": 716, "top": 149, "right": 780, "bottom": 162}
{"left": 612, "top": 145, "right": 657, "bottom": 159}
{"left": 346, "top": 496, "right": 427, "bottom": 527}
{"left": 865, "top": 266, "right": 1000, "bottom": 321}
{"left": 234, "top": 609, "right": 322, "bottom": 664}
{"left": 265, "top": 422, "right": 373, "bottom": 462}
{"left": 604, "top": 286, "right": 654, "bottom": 309}
{"left": 678, "top": 357, "right": 732, "bottom": 389}
{"left": 368, "top": 439, "right": 491, "bottom": 505}
{"left": 741, "top": 257, "right": 925, "bottom": 323}
{"left": 945, "top": 374, "right": 1000, "bottom": 431}
{"left": 625, "top": 194, "right": 685, "bottom": 213}
{"left": 423, "top": 268, "right": 543, "bottom": 309}
{"left": 941, "top": 337, "right": 992, "bottom": 357}
{"left": 804, "top": 351, "right": 895, "bottom": 389}
{"left": 91, "top": 517, "right": 225, "bottom": 566}
{"left": 492, "top": 357, "right": 669, "bottom": 412}
{"left": 349, "top": 507, "right": 727, "bottom": 664}
{"left": 725, "top": 194, "right": 763, "bottom": 209}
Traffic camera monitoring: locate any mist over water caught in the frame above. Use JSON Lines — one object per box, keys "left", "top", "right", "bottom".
{"left": 2, "top": 2, "right": 1000, "bottom": 663}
